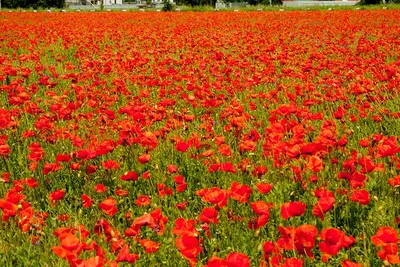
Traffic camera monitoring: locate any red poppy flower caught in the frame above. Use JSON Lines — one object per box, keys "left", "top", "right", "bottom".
{"left": 376, "top": 243, "right": 400, "bottom": 264}
{"left": 176, "top": 183, "right": 188, "bottom": 193}
{"left": 58, "top": 214, "right": 69, "bottom": 221}
{"left": 204, "top": 256, "right": 227, "bottom": 267}
{"left": 341, "top": 259, "right": 362, "bottom": 267}
{"left": 248, "top": 215, "right": 270, "bottom": 230}
{"left": 244, "top": 129, "right": 260, "bottom": 142}
{"left": 140, "top": 132, "right": 158, "bottom": 151}
{"left": 282, "top": 258, "right": 303, "bottom": 267}
{"left": 199, "top": 207, "right": 219, "bottom": 224}
{"left": 86, "top": 164, "right": 97, "bottom": 174}
{"left": 49, "top": 189, "right": 65, "bottom": 205}
{"left": 55, "top": 154, "right": 71, "bottom": 163}
{"left": 313, "top": 196, "right": 335, "bottom": 221}
{"left": 60, "top": 234, "right": 80, "bottom": 251}
{"left": 215, "top": 136, "right": 225, "bottom": 146}
{"left": 115, "top": 187, "right": 128, "bottom": 196}
{"left": 81, "top": 194, "right": 93, "bottom": 208}
{"left": 319, "top": 228, "right": 355, "bottom": 257}
{"left": 167, "top": 164, "right": 178, "bottom": 173}
{"left": 98, "top": 197, "right": 118, "bottom": 217}
{"left": 94, "top": 184, "right": 107, "bottom": 193}
{"left": 256, "top": 183, "right": 273, "bottom": 194}
{"left": 281, "top": 201, "right": 307, "bottom": 220}
{"left": 262, "top": 241, "right": 275, "bottom": 261}
{"left": 157, "top": 183, "right": 174, "bottom": 197}
{"left": 252, "top": 166, "right": 268, "bottom": 178}
{"left": 80, "top": 256, "right": 101, "bottom": 267}
{"left": 70, "top": 162, "right": 80, "bottom": 170}
{"left": 229, "top": 116, "right": 247, "bottom": 129}
{"left": 142, "top": 171, "right": 151, "bottom": 179}
{"left": 220, "top": 163, "right": 237, "bottom": 174}
{"left": 371, "top": 227, "right": 399, "bottom": 246}
{"left": 1, "top": 172, "right": 10, "bottom": 183}
{"left": 174, "top": 175, "right": 187, "bottom": 192}
{"left": 358, "top": 156, "right": 376, "bottom": 173}
{"left": 307, "top": 156, "right": 324, "bottom": 173}
{"left": 139, "top": 239, "right": 161, "bottom": 253}
{"left": 51, "top": 246, "right": 69, "bottom": 260}
{"left": 300, "top": 143, "right": 326, "bottom": 156}
{"left": 176, "top": 201, "right": 188, "bottom": 210}
{"left": 172, "top": 218, "right": 199, "bottom": 237}
{"left": 25, "top": 177, "right": 39, "bottom": 188}
{"left": 120, "top": 171, "right": 139, "bottom": 181}
{"left": 116, "top": 245, "right": 139, "bottom": 264}
{"left": 388, "top": 175, "right": 400, "bottom": 187}
{"left": 229, "top": 182, "right": 252, "bottom": 203}
{"left": 225, "top": 252, "right": 250, "bottom": 267}
{"left": 138, "top": 154, "right": 151, "bottom": 164}
{"left": 202, "top": 150, "right": 215, "bottom": 158}
{"left": 175, "top": 235, "right": 202, "bottom": 267}
{"left": 102, "top": 159, "right": 119, "bottom": 170}
{"left": 239, "top": 140, "right": 256, "bottom": 152}
{"left": 21, "top": 130, "right": 36, "bottom": 139}
{"left": 250, "top": 201, "right": 271, "bottom": 216}
{"left": 129, "top": 208, "right": 168, "bottom": 236}
{"left": 0, "top": 199, "right": 18, "bottom": 221}
{"left": 375, "top": 136, "right": 399, "bottom": 158}
{"left": 200, "top": 187, "right": 228, "bottom": 208}
{"left": 276, "top": 226, "right": 297, "bottom": 251}
{"left": 43, "top": 162, "right": 63, "bottom": 175}
{"left": 350, "top": 189, "right": 370, "bottom": 205}
{"left": 176, "top": 141, "right": 190, "bottom": 152}
{"left": 218, "top": 144, "right": 232, "bottom": 156}
{"left": 136, "top": 195, "right": 151, "bottom": 207}
{"left": 294, "top": 225, "right": 318, "bottom": 257}
{"left": 208, "top": 164, "right": 221, "bottom": 173}
{"left": 173, "top": 175, "right": 184, "bottom": 183}
{"left": 0, "top": 142, "right": 10, "bottom": 157}
{"left": 27, "top": 142, "right": 44, "bottom": 161}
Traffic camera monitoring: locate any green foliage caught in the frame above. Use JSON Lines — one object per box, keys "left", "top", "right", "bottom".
{"left": 359, "top": 0, "right": 381, "bottom": 4}
{"left": 247, "top": 0, "right": 260, "bottom": 5}
{"left": 270, "top": 0, "right": 282, "bottom": 5}
{"left": 2, "top": 0, "right": 65, "bottom": 8}
{"left": 175, "top": 0, "right": 215, "bottom": 7}
{"left": 162, "top": 0, "right": 173, "bottom": 11}
{"left": 223, "top": 0, "right": 282, "bottom": 6}
{"left": 1, "top": 8, "right": 400, "bottom": 267}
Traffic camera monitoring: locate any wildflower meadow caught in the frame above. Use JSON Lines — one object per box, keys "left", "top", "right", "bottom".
{"left": 0, "top": 10, "right": 400, "bottom": 267}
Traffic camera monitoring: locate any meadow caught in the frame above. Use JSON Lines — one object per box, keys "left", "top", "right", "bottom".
{"left": 0, "top": 10, "right": 400, "bottom": 267}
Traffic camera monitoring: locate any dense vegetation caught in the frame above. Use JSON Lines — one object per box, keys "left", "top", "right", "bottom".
{"left": 0, "top": 10, "right": 400, "bottom": 267}
{"left": 1, "top": 0, "right": 64, "bottom": 9}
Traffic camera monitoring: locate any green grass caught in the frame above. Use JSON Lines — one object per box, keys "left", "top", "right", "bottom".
{"left": 0, "top": 9, "right": 400, "bottom": 267}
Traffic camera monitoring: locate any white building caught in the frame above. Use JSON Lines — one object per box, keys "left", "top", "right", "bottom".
{"left": 100, "top": 0, "right": 123, "bottom": 5}
{"left": 67, "top": 0, "right": 123, "bottom": 5}
{"left": 67, "top": 0, "right": 169, "bottom": 8}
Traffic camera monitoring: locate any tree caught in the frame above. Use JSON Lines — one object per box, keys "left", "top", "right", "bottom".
{"left": 162, "top": 0, "right": 173, "bottom": 11}
{"left": 1, "top": 0, "right": 65, "bottom": 8}
{"left": 46, "top": 0, "right": 65, "bottom": 8}
{"left": 174, "top": 0, "right": 215, "bottom": 7}
{"left": 361, "top": 0, "right": 380, "bottom": 3}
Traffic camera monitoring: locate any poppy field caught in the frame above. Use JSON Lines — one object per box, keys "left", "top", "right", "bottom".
{"left": 1, "top": 10, "right": 400, "bottom": 267}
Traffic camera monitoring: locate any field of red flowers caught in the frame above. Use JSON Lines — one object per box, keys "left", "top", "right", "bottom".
{"left": 0, "top": 10, "right": 400, "bottom": 267}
